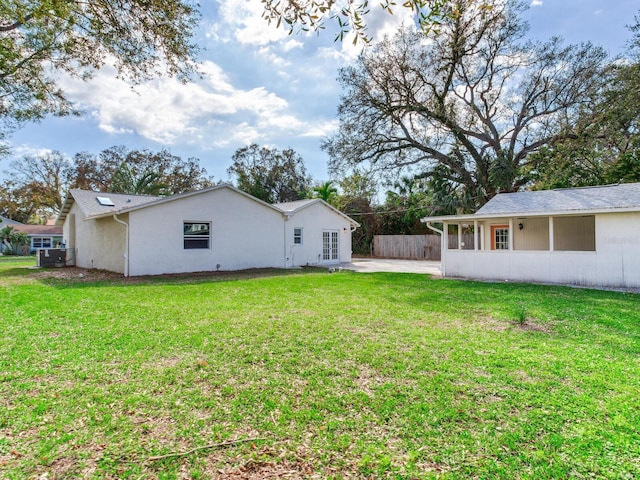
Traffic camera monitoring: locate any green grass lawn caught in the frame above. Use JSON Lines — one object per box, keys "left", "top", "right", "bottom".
{"left": 1, "top": 256, "right": 639, "bottom": 479}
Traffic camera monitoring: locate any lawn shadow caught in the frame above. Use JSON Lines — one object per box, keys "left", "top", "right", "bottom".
{"left": 28, "top": 265, "right": 328, "bottom": 290}
{"left": 0, "top": 266, "right": 35, "bottom": 278}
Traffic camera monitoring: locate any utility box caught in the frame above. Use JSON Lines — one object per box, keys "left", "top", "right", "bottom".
{"left": 37, "top": 249, "right": 67, "bottom": 268}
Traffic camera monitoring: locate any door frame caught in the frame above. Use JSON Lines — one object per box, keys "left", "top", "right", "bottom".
{"left": 322, "top": 229, "right": 340, "bottom": 264}
{"left": 491, "top": 224, "right": 510, "bottom": 250}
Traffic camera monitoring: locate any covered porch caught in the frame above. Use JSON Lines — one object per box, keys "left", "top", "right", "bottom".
{"left": 434, "top": 214, "right": 595, "bottom": 253}
{"left": 423, "top": 213, "right": 617, "bottom": 287}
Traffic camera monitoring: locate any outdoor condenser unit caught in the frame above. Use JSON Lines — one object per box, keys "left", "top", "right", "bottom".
{"left": 38, "top": 249, "right": 67, "bottom": 268}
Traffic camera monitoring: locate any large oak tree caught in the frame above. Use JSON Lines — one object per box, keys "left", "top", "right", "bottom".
{"left": 322, "top": 0, "right": 609, "bottom": 211}
{"left": 529, "top": 13, "right": 640, "bottom": 189}
{"left": 228, "top": 144, "right": 312, "bottom": 204}
{"left": 72, "top": 146, "right": 214, "bottom": 194}
{"left": 1, "top": 0, "right": 199, "bottom": 142}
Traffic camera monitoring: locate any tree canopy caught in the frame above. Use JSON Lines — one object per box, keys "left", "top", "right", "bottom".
{"left": 109, "top": 164, "right": 169, "bottom": 196}
{"left": 312, "top": 181, "right": 338, "bottom": 204}
{"left": 0, "top": 151, "right": 73, "bottom": 222}
{"left": 528, "top": 14, "right": 640, "bottom": 189}
{"left": 323, "top": 0, "right": 609, "bottom": 211}
{"left": 228, "top": 144, "right": 312, "bottom": 203}
{"left": 0, "top": 146, "right": 213, "bottom": 222}
{"left": 0, "top": 0, "right": 199, "bottom": 146}
{"left": 72, "top": 146, "right": 214, "bottom": 195}
{"left": 261, "top": 0, "right": 480, "bottom": 43}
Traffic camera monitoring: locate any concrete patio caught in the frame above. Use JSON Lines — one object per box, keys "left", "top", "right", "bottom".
{"left": 341, "top": 258, "right": 441, "bottom": 275}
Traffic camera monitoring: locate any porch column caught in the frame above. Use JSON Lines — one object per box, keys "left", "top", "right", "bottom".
{"left": 508, "top": 218, "right": 514, "bottom": 250}
{"left": 549, "top": 217, "right": 554, "bottom": 252}
{"left": 443, "top": 222, "right": 448, "bottom": 251}
{"left": 457, "top": 223, "right": 462, "bottom": 250}
{"left": 474, "top": 220, "right": 479, "bottom": 250}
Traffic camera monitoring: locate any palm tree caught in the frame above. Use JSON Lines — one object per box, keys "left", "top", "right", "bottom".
{"left": 110, "top": 163, "right": 169, "bottom": 195}
{"left": 0, "top": 226, "right": 29, "bottom": 255}
{"left": 312, "top": 181, "right": 338, "bottom": 204}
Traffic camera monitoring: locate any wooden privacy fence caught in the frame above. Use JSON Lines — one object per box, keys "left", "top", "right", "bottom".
{"left": 373, "top": 234, "right": 475, "bottom": 260}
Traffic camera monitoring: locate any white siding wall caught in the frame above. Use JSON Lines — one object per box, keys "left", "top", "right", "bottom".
{"left": 127, "top": 188, "right": 285, "bottom": 276}
{"left": 442, "top": 212, "right": 640, "bottom": 288}
{"left": 284, "top": 202, "right": 353, "bottom": 267}
{"left": 513, "top": 217, "right": 549, "bottom": 251}
{"left": 63, "top": 203, "right": 127, "bottom": 273}
{"left": 594, "top": 212, "right": 640, "bottom": 286}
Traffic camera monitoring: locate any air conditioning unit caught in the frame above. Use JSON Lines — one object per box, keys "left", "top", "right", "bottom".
{"left": 38, "top": 249, "right": 67, "bottom": 268}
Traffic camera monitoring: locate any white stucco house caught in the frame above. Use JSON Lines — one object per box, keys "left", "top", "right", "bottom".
{"left": 56, "top": 184, "right": 359, "bottom": 276}
{"left": 421, "top": 183, "right": 640, "bottom": 289}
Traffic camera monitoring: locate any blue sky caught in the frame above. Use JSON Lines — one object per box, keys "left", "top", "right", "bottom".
{"left": 3, "top": 0, "right": 639, "bottom": 185}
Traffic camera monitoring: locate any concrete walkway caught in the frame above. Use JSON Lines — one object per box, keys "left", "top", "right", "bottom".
{"left": 340, "top": 258, "right": 441, "bottom": 275}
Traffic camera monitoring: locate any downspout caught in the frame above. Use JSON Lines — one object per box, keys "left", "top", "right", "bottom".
{"left": 113, "top": 214, "right": 129, "bottom": 277}
{"left": 426, "top": 222, "right": 445, "bottom": 277}
{"left": 283, "top": 213, "right": 291, "bottom": 268}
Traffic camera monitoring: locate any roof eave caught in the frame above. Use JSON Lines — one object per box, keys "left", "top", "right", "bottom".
{"left": 55, "top": 192, "right": 76, "bottom": 225}
{"left": 277, "top": 198, "right": 360, "bottom": 227}
{"left": 421, "top": 206, "right": 640, "bottom": 223}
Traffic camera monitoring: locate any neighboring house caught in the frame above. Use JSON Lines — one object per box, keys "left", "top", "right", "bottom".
{"left": 421, "top": 183, "right": 640, "bottom": 289}
{"left": 12, "top": 225, "right": 64, "bottom": 253}
{"left": 56, "top": 184, "right": 359, "bottom": 276}
{"left": 0, "top": 217, "right": 63, "bottom": 254}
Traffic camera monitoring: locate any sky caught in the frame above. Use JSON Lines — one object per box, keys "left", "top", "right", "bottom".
{"left": 3, "top": 0, "right": 639, "bottom": 185}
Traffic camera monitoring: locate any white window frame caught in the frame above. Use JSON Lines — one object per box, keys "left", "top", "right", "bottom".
{"left": 293, "top": 227, "right": 303, "bottom": 245}
{"left": 183, "top": 222, "right": 211, "bottom": 250}
{"left": 32, "top": 237, "right": 52, "bottom": 249}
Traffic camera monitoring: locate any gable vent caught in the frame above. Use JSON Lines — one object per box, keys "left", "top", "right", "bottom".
{"left": 97, "top": 196, "right": 115, "bottom": 206}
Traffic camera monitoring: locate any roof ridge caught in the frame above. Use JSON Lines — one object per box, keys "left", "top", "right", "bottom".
{"left": 70, "top": 188, "right": 161, "bottom": 199}
{"left": 549, "top": 182, "right": 623, "bottom": 192}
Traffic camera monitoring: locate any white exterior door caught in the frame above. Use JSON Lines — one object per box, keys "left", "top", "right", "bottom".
{"left": 322, "top": 230, "right": 339, "bottom": 263}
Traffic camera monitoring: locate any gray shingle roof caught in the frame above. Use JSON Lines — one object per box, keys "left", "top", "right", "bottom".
{"left": 57, "top": 190, "right": 160, "bottom": 224}
{"left": 56, "top": 186, "right": 360, "bottom": 228}
{"left": 477, "top": 183, "right": 640, "bottom": 215}
{"left": 74, "top": 190, "right": 160, "bottom": 216}
{"left": 0, "top": 215, "right": 23, "bottom": 225}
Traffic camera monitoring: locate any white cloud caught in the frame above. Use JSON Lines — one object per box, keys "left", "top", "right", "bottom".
{"left": 257, "top": 47, "right": 291, "bottom": 68}
{"left": 57, "top": 59, "right": 329, "bottom": 148}
{"left": 208, "top": 0, "right": 415, "bottom": 59}
{"left": 531, "top": 0, "right": 543, "bottom": 7}
{"left": 9, "top": 145, "right": 58, "bottom": 159}
{"left": 282, "top": 40, "right": 304, "bottom": 52}
{"left": 340, "top": 5, "right": 418, "bottom": 59}
{"left": 209, "top": 0, "right": 290, "bottom": 46}
{"left": 300, "top": 119, "right": 339, "bottom": 138}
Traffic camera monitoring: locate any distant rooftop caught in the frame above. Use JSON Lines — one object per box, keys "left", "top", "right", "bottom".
{"left": 0, "top": 215, "right": 23, "bottom": 226}
{"left": 12, "top": 224, "right": 62, "bottom": 235}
